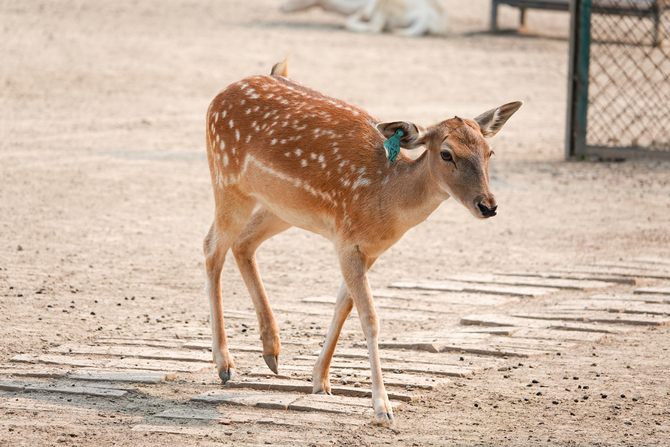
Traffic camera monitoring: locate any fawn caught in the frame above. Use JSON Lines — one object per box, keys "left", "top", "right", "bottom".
{"left": 204, "top": 58, "right": 522, "bottom": 423}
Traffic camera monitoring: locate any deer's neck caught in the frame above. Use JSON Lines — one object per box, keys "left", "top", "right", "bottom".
{"left": 382, "top": 151, "right": 448, "bottom": 230}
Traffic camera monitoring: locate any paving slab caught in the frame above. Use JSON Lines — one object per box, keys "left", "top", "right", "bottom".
{"left": 589, "top": 293, "right": 669, "bottom": 303}
{"left": 0, "top": 379, "right": 129, "bottom": 397}
{"left": 191, "top": 391, "right": 299, "bottom": 410}
{"left": 443, "top": 273, "right": 618, "bottom": 290}
{"left": 390, "top": 280, "right": 556, "bottom": 297}
{"left": 510, "top": 327, "right": 610, "bottom": 342}
{"left": 155, "top": 408, "right": 224, "bottom": 421}
{"left": 10, "top": 353, "right": 211, "bottom": 373}
{"left": 0, "top": 397, "right": 120, "bottom": 416}
{"left": 634, "top": 286, "right": 670, "bottom": 296}
{"left": 553, "top": 267, "right": 670, "bottom": 280}
{"left": 289, "top": 393, "right": 393, "bottom": 415}
{"left": 419, "top": 293, "right": 521, "bottom": 307}
{"left": 552, "top": 299, "right": 670, "bottom": 316}
{"left": 246, "top": 366, "right": 449, "bottom": 390}
{"left": 459, "top": 314, "right": 628, "bottom": 333}
{"left": 68, "top": 371, "right": 172, "bottom": 383}
{"left": 49, "top": 344, "right": 212, "bottom": 363}
{"left": 104, "top": 358, "right": 212, "bottom": 373}
{"left": 591, "top": 261, "right": 670, "bottom": 272}
{"left": 0, "top": 366, "right": 70, "bottom": 379}
{"left": 292, "top": 356, "right": 477, "bottom": 377}
{"left": 94, "top": 338, "right": 184, "bottom": 349}
{"left": 633, "top": 257, "right": 670, "bottom": 267}
{"left": 11, "top": 354, "right": 102, "bottom": 368}
{"left": 0, "top": 379, "right": 28, "bottom": 391}
{"left": 321, "top": 346, "right": 488, "bottom": 365}
{"left": 500, "top": 272, "right": 641, "bottom": 285}
{"left": 181, "top": 341, "right": 262, "bottom": 353}
{"left": 226, "top": 379, "right": 412, "bottom": 401}
{"left": 514, "top": 312, "right": 670, "bottom": 326}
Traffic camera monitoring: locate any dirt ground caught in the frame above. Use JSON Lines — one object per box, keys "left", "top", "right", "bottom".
{"left": 2, "top": 0, "right": 670, "bottom": 445}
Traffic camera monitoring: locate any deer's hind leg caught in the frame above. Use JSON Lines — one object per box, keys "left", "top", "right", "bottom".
{"left": 232, "top": 206, "right": 292, "bottom": 374}
{"left": 204, "top": 192, "right": 256, "bottom": 383}
{"left": 313, "top": 280, "right": 354, "bottom": 394}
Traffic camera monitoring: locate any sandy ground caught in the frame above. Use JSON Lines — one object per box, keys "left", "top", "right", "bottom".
{"left": 1, "top": 0, "right": 670, "bottom": 445}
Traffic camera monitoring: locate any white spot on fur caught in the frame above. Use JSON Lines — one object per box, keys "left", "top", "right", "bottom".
{"left": 295, "top": 149, "right": 302, "bottom": 156}
{"left": 235, "top": 130, "right": 240, "bottom": 141}
{"left": 301, "top": 159, "right": 307, "bottom": 167}
{"left": 229, "top": 119, "right": 234, "bottom": 128}
{"left": 223, "top": 153, "right": 229, "bottom": 166}
{"left": 352, "top": 178, "right": 371, "bottom": 189}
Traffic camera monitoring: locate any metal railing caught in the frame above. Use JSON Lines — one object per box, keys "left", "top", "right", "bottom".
{"left": 566, "top": 0, "right": 670, "bottom": 160}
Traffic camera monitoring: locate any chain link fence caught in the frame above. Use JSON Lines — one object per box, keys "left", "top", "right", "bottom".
{"left": 567, "top": 0, "right": 670, "bottom": 159}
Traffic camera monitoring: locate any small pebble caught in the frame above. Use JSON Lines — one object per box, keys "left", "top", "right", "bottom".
{"left": 552, "top": 400, "right": 558, "bottom": 405}
{"left": 601, "top": 394, "right": 607, "bottom": 399}
{"left": 632, "top": 397, "right": 638, "bottom": 402}
{"left": 620, "top": 394, "right": 626, "bottom": 398}
{"left": 536, "top": 392, "right": 542, "bottom": 396}
{"left": 532, "top": 380, "right": 539, "bottom": 384}
{"left": 583, "top": 395, "right": 588, "bottom": 400}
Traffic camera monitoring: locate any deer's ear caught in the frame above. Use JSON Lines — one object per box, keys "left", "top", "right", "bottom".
{"left": 474, "top": 101, "right": 523, "bottom": 138}
{"left": 377, "top": 121, "right": 427, "bottom": 149}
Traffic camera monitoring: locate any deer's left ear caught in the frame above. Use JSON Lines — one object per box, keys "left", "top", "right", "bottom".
{"left": 377, "top": 121, "right": 427, "bottom": 149}
{"left": 474, "top": 101, "right": 523, "bottom": 138}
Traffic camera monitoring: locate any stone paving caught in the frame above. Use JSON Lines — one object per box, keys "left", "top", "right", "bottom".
{"left": 1, "top": 257, "right": 669, "bottom": 438}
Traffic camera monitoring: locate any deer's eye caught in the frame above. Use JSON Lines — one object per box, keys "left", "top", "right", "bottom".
{"left": 440, "top": 151, "right": 453, "bottom": 162}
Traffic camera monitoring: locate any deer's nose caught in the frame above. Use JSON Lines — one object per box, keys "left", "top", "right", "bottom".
{"left": 477, "top": 202, "right": 498, "bottom": 218}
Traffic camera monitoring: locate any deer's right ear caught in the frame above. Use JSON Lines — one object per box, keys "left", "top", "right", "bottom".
{"left": 377, "top": 121, "right": 426, "bottom": 149}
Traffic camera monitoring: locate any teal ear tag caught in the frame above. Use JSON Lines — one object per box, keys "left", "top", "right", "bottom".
{"left": 383, "top": 129, "right": 403, "bottom": 163}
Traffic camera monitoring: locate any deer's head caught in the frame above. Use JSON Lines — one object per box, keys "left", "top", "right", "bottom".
{"left": 377, "top": 101, "right": 522, "bottom": 219}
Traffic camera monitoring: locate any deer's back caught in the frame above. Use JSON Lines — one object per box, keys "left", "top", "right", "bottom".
{"left": 206, "top": 75, "right": 393, "bottom": 239}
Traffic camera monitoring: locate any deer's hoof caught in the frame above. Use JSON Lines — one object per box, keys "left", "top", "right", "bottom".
{"left": 218, "top": 368, "right": 235, "bottom": 384}
{"left": 374, "top": 412, "right": 394, "bottom": 426}
{"left": 315, "top": 390, "right": 332, "bottom": 395}
{"left": 263, "top": 354, "right": 279, "bottom": 374}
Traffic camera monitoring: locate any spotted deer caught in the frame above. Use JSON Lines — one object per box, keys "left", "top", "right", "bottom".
{"left": 204, "top": 58, "right": 522, "bottom": 423}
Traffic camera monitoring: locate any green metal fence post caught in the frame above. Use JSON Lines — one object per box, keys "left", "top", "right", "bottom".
{"left": 565, "top": 0, "right": 592, "bottom": 159}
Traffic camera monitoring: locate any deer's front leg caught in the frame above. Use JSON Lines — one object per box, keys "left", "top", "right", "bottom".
{"left": 338, "top": 248, "right": 392, "bottom": 424}
{"left": 313, "top": 280, "right": 354, "bottom": 394}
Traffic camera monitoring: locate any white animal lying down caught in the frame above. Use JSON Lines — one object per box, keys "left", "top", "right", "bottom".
{"left": 281, "top": 0, "right": 448, "bottom": 36}
{"left": 281, "top": 0, "right": 369, "bottom": 15}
